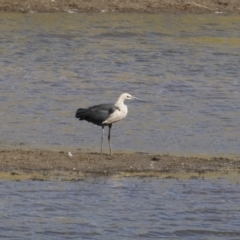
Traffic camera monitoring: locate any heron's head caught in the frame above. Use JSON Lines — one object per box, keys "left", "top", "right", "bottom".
{"left": 121, "top": 93, "right": 139, "bottom": 101}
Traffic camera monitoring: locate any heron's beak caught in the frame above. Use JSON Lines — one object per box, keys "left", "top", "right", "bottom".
{"left": 131, "top": 96, "right": 141, "bottom": 101}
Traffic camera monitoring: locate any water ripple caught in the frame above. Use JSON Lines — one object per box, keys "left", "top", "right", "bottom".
{"left": 0, "top": 179, "right": 240, "bottom": 239}
{"left": 0, "top": 13, "right": 240, "bottom": 156}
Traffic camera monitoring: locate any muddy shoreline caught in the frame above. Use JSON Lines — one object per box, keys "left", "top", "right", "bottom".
{"left": 0, "top": 149, "right": 240, "bottom": 180}
{"left": 0, "top": 0, "right": 240, "bottom": 14}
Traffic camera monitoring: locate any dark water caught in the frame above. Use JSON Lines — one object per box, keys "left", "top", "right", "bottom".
{"left": 0, "top": 178, "right": 240, "bottom": 239}
{"left": 0, "top": 13, "right": 240, "bottom": 156}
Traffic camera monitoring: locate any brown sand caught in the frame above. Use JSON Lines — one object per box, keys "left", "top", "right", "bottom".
{"left": 0, "top": 0, "right": 240, "bottom": 14}
{"left": 0, "top": 149, "right": 240, "bottom": 180}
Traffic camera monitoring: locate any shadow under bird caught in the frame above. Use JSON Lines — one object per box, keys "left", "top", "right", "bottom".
{"left": 75, "top": 93, "right": 139, "bottom": 155}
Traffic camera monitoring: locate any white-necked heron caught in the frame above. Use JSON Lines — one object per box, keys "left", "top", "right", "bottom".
{"left": 75, "top": 93, "right": 138, "bottom": 155}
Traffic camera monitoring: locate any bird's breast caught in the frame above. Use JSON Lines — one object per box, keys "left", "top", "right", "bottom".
{"left": 103, "top": 105, "right": 128, "bottom": 124}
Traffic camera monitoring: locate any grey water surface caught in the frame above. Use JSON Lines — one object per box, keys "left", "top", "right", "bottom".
{"left": 0, "top": 13, "right": 240, "bottom": 156}
{"left": 0, "top": 178, "right": 240, "bottom": 239}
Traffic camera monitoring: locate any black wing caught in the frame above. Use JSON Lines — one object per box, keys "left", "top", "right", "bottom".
{"left": 75, "top": 103, "right": 118, "bottom": 126}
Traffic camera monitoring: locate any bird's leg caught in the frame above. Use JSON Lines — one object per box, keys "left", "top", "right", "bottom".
{"left": 108, "top": 124, "right": 112, "bottom": 155}
{"left": 101, "top": 126, "right": 104, "bottom": 155}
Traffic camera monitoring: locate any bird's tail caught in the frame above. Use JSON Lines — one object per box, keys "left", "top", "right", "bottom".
{"left": 75, "top": 108, "right": 88, "bottom": 120}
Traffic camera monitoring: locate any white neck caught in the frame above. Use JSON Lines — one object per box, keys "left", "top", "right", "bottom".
{"left": 115, "top": 95, "right": 125, "bottom": 107}
{"left": 103, "top": 94, "right": 129, "bottom": 124}
{"left": 115, "top": 95, "right": 128, "bottom": 115}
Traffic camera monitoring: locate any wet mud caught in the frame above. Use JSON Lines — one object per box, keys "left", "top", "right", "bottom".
{"left": 1, "top": 149, "right": 240, "bottom": 180}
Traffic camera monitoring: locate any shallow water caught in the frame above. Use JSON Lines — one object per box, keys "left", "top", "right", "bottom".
{"left": 0, "top": 13, "right": 240, "bottom": 156}
{"left": 0, "top": 178, "right": 240, "bottom": 239}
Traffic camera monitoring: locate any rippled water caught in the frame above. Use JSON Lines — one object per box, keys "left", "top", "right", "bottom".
{"left": 0, "top": 13, "right": 240, "bottom": 156}
{"left": 0, "top": 178, "right": 240, "bottom": 239}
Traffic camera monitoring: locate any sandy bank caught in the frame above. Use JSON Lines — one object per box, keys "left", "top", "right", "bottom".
{"left": 0, "top": 0, "right": 240, "bottom": 14}
{"left": 0, "top": 149, "right": 240, "bottom": 180}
